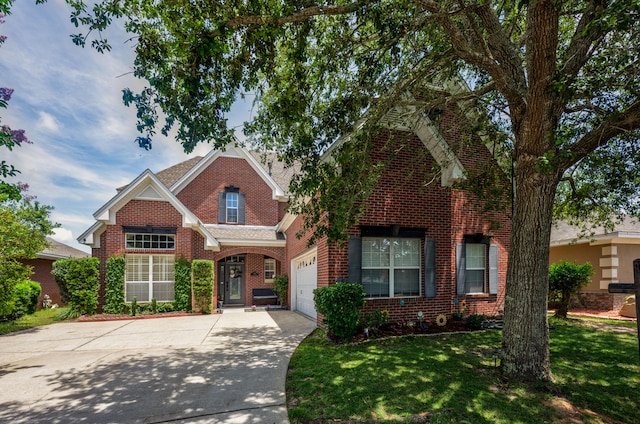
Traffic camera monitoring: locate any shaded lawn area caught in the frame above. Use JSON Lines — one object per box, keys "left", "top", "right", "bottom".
{"left": 0, "top": 307, "right": 68, "bottom": 335}
{"left": 286, "top": 317, "right": 639, "bottom": 423}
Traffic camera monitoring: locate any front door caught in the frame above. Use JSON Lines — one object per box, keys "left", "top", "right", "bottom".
{"left": 219, "top": 259, "right": 245, "bottom": 305}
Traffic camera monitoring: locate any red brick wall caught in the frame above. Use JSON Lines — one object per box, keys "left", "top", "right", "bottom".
{"left": 176, "top": 156, "right": 281, "bottom": 226}
{"left": 23, "top": 258, "right": 61, "bottom": 309}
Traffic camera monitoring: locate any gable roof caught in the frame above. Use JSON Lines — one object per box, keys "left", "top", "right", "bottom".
{"left": 155, "top": 156, "right": 204, "bottom": 188}
{"left": 37, "top": 237, "right": 90, "bottom": 260}
{"left": 169, "top": 144, "right": 288, "bottom": 201}
{"left": 78, "top": 170, "right": 220, "bottom": 251}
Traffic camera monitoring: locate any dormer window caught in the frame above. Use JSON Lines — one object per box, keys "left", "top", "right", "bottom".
{"left": 218, "top": 187, "right": 246, "bottom": 224}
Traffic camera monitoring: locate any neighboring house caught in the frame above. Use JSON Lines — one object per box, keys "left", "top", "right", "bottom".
{"left": 550, "top": 219, "right": 640, "bottom": 311}
{"left": 24, "top": 237, "right": 90, "bottom": 308}
{"left": 79, "top": 104, "right": 510, "bottom": 324}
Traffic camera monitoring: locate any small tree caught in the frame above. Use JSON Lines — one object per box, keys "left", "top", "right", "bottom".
{"left": 314, "top": 282, "right": 365, "bottom": 342}
{"left": 192, "top": 260, "right": 214, "bottom": 314}
{"left": 549, "top": 261, "right": 594, "bottom": 319}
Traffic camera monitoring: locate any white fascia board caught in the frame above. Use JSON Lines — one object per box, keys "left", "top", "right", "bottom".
{"left": 95, "top": 170, "right": 199, "bottom": 228}
{"left": 240, "top": 147, "right": 287, "bottom": 200}
{"left": 36, "top": 252, "right": 68, "bottom": 260}
{"left": 170, "top": 142, "right": 287, "bottom": 201}
{"left": 77, "top": 221, "right": 106, "bottom": 248}
{"left": 86, "top": 169, "right": 217, "bottom": 251}
{"left": 194, "top": 225, "right": 221, "bottom": 251}
{"left": 170, "top": 148, "right": 226, "bottom": 194}
{"left": 276, "top": 213, "right": 297, "bottom": 234}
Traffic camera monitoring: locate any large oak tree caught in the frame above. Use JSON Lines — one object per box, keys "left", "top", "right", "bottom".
{"left": 67, "top": 0, "right": 640, "bottom": 382}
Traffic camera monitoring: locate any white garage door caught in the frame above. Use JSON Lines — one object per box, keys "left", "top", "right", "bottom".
{"left": 293, "top": 250, "right": 317, "bottom": 319}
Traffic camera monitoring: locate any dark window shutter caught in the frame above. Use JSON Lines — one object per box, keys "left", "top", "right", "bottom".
{"left": 218, "top": 192, "right": 226, "bottom": 223}
{"left": 489, "top": 244, "right": 499, "bottom": 294}
{"left": 347, "top": 236, "right": 362, "bottom": 283}
{"left": 456, "top": 242, "right": 466, "bottom": 295}
{"left": 424, "top": 238, "right": 436, "bottom": 298}
{"left": 238, "top": 193, "right": 246, "bottom": 224}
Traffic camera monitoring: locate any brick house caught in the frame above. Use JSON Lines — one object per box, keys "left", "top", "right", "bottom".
{"left": 25, "top": 237, "right": 89, "bottom": 308}
{"left": 79, "top": 106, "right": 510, "bottom": 324}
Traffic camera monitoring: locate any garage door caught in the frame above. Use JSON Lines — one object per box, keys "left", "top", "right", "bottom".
{"left": 293, "top": 250, "right": 317, "bottom": 319}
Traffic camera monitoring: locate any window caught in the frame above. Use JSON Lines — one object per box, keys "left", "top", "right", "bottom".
{"left": 226, "top": 192, "right": 238, "bottom": 223}
{"left": 264, "top": 258, "right": 276, "bottom": 280}
{"left": 361, "top": 238, "right": 421, "bottom": 298}
{"left": 218, "top": 190, "right": 246, "bottom": 224}
{"left": 456, "top": 241, "right": 499, "bottom": 295}
{"left": 125, "top": 254, "right": 175, "bottom": 302}
{"left": 465, "top": 244, "right": 486, "bottom": 293}
{"left": 125, "top": 233, "right": 175, "bottom": 249}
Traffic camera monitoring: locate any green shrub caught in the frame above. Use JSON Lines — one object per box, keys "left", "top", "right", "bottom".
{"left": 363, "top": 309, "right": 389, "bottom": 329}
{"left": 0, "top": 261, "right": 31, "bottom": 318}
{"left": 314, "top": 282, "right": 365, "bottom": 342}
{"left": 131, "top": 296, "right": 138, "bottom": 316}
{"left": 273, "top": 274, "right": 288, "bottom": 305}
{"left": 174, "top": 257, "right": 192, "bottom": 312}
{"left": 52, "top": 257, "right": 100, "bottom": 316}
{"left": 192, "top": 260, "right": 214, "bottom": 314}
{"left": 10, "top": 280, "right": 41, "bottom": 320}
{"left": 156, "top": 302, "right": 174, "bottom": 313}
{"left": 104, "top": 255, "right": 126, "bottom": 314}
{"left": 466, "top": 314, "right": 486, "bottom": 329}
{"left": 151, "top": 297, "right": 157, "bottom": 314}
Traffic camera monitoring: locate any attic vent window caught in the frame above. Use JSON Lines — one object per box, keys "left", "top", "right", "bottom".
{"left": 126, "top": 233, "right": 176, "bottom": 250}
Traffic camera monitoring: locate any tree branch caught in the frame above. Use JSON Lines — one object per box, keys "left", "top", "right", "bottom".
{"left": 560, "top": 100, "right": 640, "bottom": 169}
{"left": 223, "top": 3, "right": 364, "bottom": 28}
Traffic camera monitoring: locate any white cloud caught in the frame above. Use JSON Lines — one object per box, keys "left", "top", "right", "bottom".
{"left": 52, "top": 227, "right": 74, "bottom": 244}
{"left": 37, "top": 111, "right": 61, "bottom": 132}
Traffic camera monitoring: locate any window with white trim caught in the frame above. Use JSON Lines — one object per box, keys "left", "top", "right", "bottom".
{"left": 361, "top": 238, "right": 421, "bottom": 298}
{"left": 125, "top": 254, "right": 175, "bottom": 302}
{"left": 465, "top": 244, "right": 486, "bottom": 293}
{"left": 226, "top": 192, "right": 238, "bottom": 223}
{"left": 264, "top": 258, "right": 276, "bottom": 281}
{"left": 125, "top": 233, "right": 175, "bottom": 249}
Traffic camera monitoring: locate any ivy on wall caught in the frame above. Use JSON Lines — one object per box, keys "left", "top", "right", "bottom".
{"left": 192, "top": 260, "right": 214, "bottom": 314}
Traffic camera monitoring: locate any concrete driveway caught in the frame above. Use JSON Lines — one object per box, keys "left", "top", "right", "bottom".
{"left": 0, "top": 309, "right": 316, "bottom": 423}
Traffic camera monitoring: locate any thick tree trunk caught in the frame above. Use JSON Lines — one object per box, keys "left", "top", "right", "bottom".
{"left": 501, "top": 154, "right": 558, "bottom": 382}
{"left": 500, "top": 0, "right": 561, "bottom": 382}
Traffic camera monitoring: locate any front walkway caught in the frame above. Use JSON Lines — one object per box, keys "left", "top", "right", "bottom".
{"left": 0, "top": 310, "right": 316, "bottom": 423}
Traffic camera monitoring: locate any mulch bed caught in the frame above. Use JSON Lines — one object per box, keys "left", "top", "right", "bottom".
{"left": 350, "top": 318, "right": 480, "bottom": 343}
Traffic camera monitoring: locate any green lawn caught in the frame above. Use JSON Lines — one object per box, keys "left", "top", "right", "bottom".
{"left": 0, "top": 307, "right": 69, "bottom": 335}
{"left": 287, "top": 317, "right": 639, "bottom": 423}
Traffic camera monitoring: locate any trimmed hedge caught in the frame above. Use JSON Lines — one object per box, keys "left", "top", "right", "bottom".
{"left": 174, "top": 257, "right": 192, "bottom": 312}
{"left": 103, "top": 255, "right": 126, "bottom": 314}
{"left": 192, "top": 260, "right": 214, "bottom": 314}
{"left": 52, "top": 257, "right": 100, "bottom": 317}
{"left": 314, "top": 282, "right": 366, "bottom": 342}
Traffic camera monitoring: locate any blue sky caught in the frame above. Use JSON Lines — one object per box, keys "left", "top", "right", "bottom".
{"left": 1, "top": 0, "right": 253, "bottom": 252}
